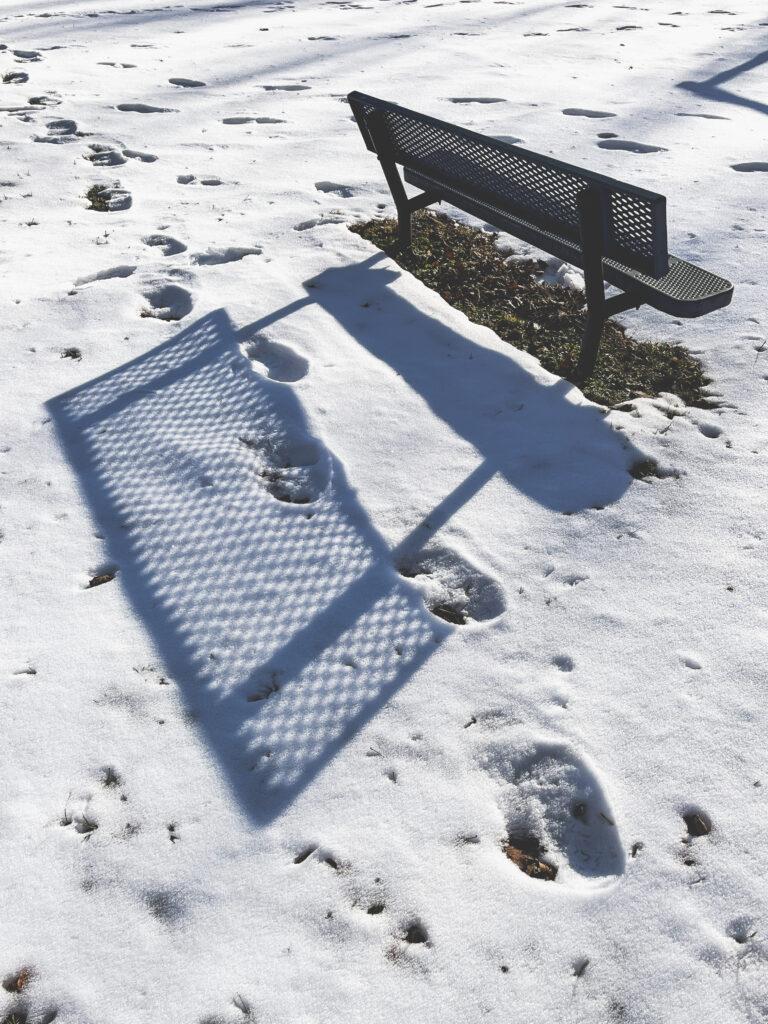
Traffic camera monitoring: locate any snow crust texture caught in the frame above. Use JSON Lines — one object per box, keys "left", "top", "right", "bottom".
{"left": 1, "top": 0, "right": 768, "bottom": 1021}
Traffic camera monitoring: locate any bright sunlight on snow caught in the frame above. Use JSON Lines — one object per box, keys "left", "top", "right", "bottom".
{"left": 1, "top": 0, "right": 767, "bottom": 1021}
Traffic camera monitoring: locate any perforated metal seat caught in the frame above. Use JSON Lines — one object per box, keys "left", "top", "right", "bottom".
{"left": 348, "top": 90, "right": 733, "bottom": 378}
{"left": 604, "top": 255, "right": 733, "bottom": 318}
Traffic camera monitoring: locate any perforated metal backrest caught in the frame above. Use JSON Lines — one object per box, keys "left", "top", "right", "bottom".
{"left": 349, "top": 91, "right": 669, "bottom": 278}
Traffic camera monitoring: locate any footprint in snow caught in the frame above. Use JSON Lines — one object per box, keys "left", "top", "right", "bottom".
{"left": 293, "top": 216, "right": 346, "bottom": 231}
{"left": 86, "top": 183, "right": 132, "bottom": 211}
{"left": 483, "top": 738, "right": 625, "bottom": 887}
{"left": 85, "top": 144, "right": 127, "bottom": 166}
{"left": 3, "top": 71, "right": 29, "bottom": 83}
{"left": 237, "top": 428, "right": 329, "bottom": 505}
{"left": 123, "top": 148, "right": 157, "bottom": 162}
{"left": 168, "top": 77, "right": 206, "bottom": 87}
{"left": 143, "top": 234, "right": 187, "bottom": 255}
{"left": 74, "top": 265, "right": 136, "bottom": 286}
{"left": 448, "top": 96, "right": 506, "bottom": 103}
{"left": 241, "top": 331, "right": 309, "bottom": 383}
{"left": 597, "top": 139, "right": 667, "bottom": 153}
{"left": 97, "top": 61, "right": 137, "bottom": 68}
{"left": 177, "top": 174, "right": 222, "bottom": 185}
{"left": 315, "top": 180, "right": 356, "bottom": 198}
{"left": 191, "top": 246, "right": 262, "bottom": 265}
{"left": 222, "top": 116, "right": 286, "bottom": 124}
{"left": 140, "top": 282, "right": 193, "bottom": 321}
{"left": 116, "top": 102, "right": 177, "bottom": 113}
{"left": 13, "top": 49, "right": 41, "bottom": 61}
{"left": 396, "top": 543, "right": 505, "bottom": 626}
{"left": 563, "top": 107, "right": 616, "bottom": 118}
{"left": 48, "top": 119, "right": 76, "bottom": 135}
{"left": 731, "top": 162, "right": 768, "bottom": 172}
{"left": 726, "top": 917, "right": 758, "bottom": 945}
{"left": 262, "top": 84, "right": 311, "bottom": 91}
{"left": 697, "top": 420, "right": 722, "bottom": 438}
{"left": 552, "top": 654, "right": 574, "bottom": 672}
{"left": 680, "top": 653, "right": 703, "bottom": 670}
{"left": 35, "top": 118, "right": 79, "bottom": 143}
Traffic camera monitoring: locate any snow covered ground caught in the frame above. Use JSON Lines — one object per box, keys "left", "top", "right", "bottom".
{"left": 1, "top": 0, "right": 767, "bottom": 1019}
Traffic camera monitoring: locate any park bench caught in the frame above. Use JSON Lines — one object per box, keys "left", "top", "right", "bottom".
{"left": 348, "top": 91, "right": 733, "bottom": 380}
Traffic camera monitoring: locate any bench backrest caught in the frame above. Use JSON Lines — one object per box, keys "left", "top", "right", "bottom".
{"left": 349, "top": 91, "right": 669, "bottom": 278}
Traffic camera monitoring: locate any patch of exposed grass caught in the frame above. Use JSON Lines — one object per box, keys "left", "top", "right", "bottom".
{"left": 85, "top": 185, "right": 110, "bottom": 212}
{"left": 350, "top": 211, "right": 711, "bottom": 408}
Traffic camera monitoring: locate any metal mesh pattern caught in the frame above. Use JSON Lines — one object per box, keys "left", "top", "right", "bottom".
{"left": 605, "top": 255, "right": 733, "bottom": 314}
{"left": 349, "top": 92, "right": 669, "bottom": 277}
{"left": 609, "top": 191, "right": 656, "bottom": 264}
{"left": 405, "top": 167, "right": 583, "bottom": 264}
{"left": 405, "top": 167, "right": 733, "bottom": 317}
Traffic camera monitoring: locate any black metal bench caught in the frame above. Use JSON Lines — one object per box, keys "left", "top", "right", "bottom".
{"left": 348, "top": 91, "right": 733, "bottom": 380}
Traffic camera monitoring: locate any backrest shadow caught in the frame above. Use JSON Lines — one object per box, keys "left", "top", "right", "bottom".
{"left": 244, "top": 254, "right": 643, "bottom": 515}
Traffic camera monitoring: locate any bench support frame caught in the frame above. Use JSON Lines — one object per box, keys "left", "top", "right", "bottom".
{"left": 369, "top": 114, "right": 441, "bottom": 247}
{"left": 369, "top": 113, "right": 646, "bottom": 381}
{"left": 576, "top": 188, "right": 642, "bottom": 380}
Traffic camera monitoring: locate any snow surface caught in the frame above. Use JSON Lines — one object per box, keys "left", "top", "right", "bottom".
{"left": 1, "top": 0, "right": 767, "bottom": 1020}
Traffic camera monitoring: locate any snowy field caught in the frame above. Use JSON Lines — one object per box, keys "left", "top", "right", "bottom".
{"left": 1, "top": 0, "right": 767, "bottom": 1020}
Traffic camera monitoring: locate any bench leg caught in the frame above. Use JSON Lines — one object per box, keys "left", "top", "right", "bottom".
{"left": 578, "top": 292, "right": 644, "bottom": 381}
{"left": 367, "top": 112, "right": 439, "bottom": 249}
{"left": 397, "top": 203, "right": 413, "bottom": 248}
{"left": 577, "top": 309, "right": 605, "bottom": 381}
{"left": 377, "top": 150, "right": 414, "bottom": 247}
{"left": 576, "top": 188, "right": 645, "bottom": 382}
{"left": 576, "top": 188, "right": 608, "bottom": 382}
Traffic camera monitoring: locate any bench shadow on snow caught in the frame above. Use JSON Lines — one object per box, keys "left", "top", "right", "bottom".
{"left": 283, "top": 254, "right": 644, "bottom": 517}
{"left": 678, "top": 45, "right": 768, "bottom": 118}
{"left": 49, "top": 266, "right": 642, "bottom": 825}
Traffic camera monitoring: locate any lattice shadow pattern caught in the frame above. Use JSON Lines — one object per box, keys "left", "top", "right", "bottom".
{"left": 50, "top": 311, "right": 440, "bottom": 822}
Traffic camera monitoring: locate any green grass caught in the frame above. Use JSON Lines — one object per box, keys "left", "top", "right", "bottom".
{"left": 350, "top": 211, "right": 712, "bottom": 408}
{"left": 85, "top": 185, "right": 110, "bottom": 212}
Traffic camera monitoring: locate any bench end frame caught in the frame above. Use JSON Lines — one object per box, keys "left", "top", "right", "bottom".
{"left": 367, "top": 110, "right": 441, "bottom": 247}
